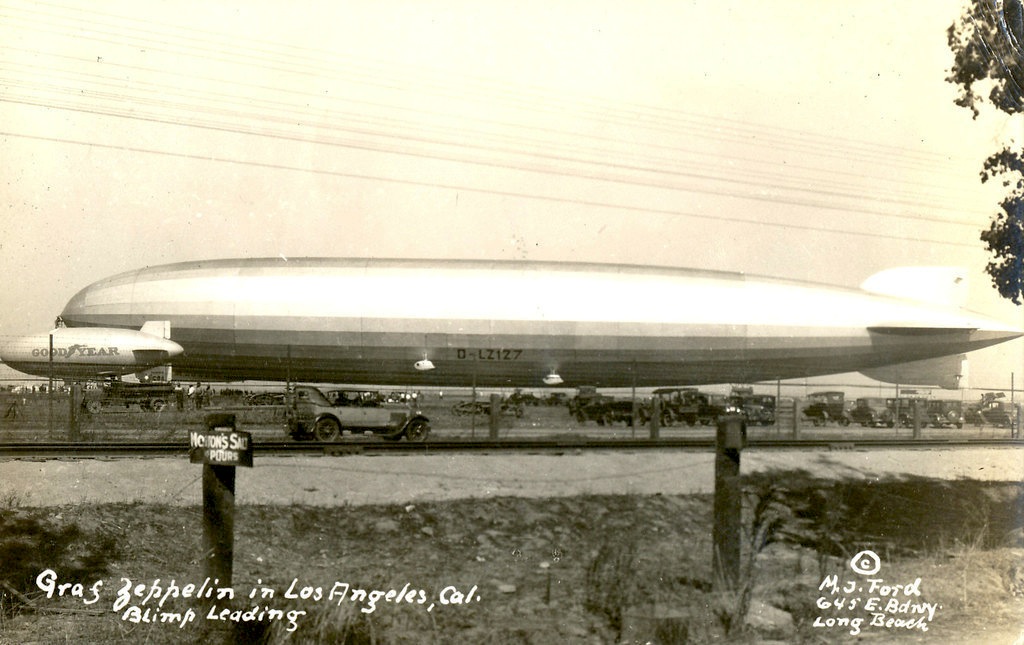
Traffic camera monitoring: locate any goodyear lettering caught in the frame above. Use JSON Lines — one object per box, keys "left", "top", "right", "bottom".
{"left": 31, "top": 346, "right": 119, "bottom": 358}
{"left": 456, "top": 349, "right": 522, "bottom": 360}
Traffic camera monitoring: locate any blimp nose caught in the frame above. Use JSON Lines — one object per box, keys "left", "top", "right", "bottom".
{"left": 162, "top": 338, "right": 185, "bottom": 358}
{"left": 133, "top": 338, "right": 184, "bottom": 365}
{"left": 0, "top": 337, "right": 23, "bottom": 364}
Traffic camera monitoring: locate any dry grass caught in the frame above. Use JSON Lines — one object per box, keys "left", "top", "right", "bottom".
{"left": 0, "top": 476, "right": 1021, "bottom": 644}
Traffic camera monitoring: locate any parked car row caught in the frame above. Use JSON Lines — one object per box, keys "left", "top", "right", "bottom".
{"left": 798, "top": 391, "right": 1024, "bottom": 429}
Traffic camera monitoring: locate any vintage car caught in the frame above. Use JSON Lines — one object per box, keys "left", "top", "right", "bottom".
{"left": 926, "top": 400, "right": 964, "bottom": 428}
{"left": 287, "top": 385, "right": 429, "bottom": 442}
{"left": 570, "top": 393, "right": 634, "bottom": 426}
{"left": 245, "top": 391, "right": 286, "bottom": 406}
{"left": 979, "top": 400, "right": 1017, "bottom": 428}
{"left": 637, "top": 388, "right": 702, "bottom": 426}
{"left": 848, "top": 397, "right": 894, "bottom": 427}
{"left": 451, "top": 397, "right": 524, "bottom": 418}
{"left": 740, "top": 394, "right": 776, "bottom": 426}
{"left": 802, "top": 391, "right": 850, "bottom": 426}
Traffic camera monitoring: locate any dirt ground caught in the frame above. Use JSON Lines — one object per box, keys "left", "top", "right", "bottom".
{"left": 1, "top": 392, "right": 1022, "bottom": 643}
{"left": 0, "top": 471, "right": 1022, "bottom": 644}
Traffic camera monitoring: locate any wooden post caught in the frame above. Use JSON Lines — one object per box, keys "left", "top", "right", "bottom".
{"left": 791, "top": 398, "right": 800, "bottom": 440}
{"left": 912, "top": 399, "right": 922, "bottom": 439}
{"left": 489, "top": 393, "right": 500, "bottom": 439}
{"left": 203, "top": 464, "right": 236, "bottom": 585}
{"left": 68, "top": 383, "right": 81, "bottom": 442}
{"left": 48, "top": 333, "right": 54, "bottom": 438}
{"left": 630, "top": 364, "right": 637, "bottom": 439}
{"left": 713, "top": 415, "right": 744, "bottom": 591}
{"left": 648, "top": 395, "right": 660, "bottom": 439}
{"left": 197, "top": 413, "right": 244, "bottom": 588}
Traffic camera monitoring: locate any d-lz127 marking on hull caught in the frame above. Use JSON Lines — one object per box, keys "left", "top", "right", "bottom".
{"left": 456, "top": 349, "right": 523, "bottom": 360}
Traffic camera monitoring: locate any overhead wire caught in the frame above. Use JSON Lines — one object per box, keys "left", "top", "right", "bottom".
{"left": 0, "top": 1, "right": 1004, "bottom": 243}
{"left": 0, "top": 130, "right": 986, "bottom": 249}
{"left": 2, "top": 4, "right": 983, "bottom": 187}
{"left": 0, "top": 74, "right": 988, "bottom": 228}
{"left": 0, "top": 2, "right": 985, "bottom": 183}
{"left": 0, "top": 48, "right": 987, "bottom": 220}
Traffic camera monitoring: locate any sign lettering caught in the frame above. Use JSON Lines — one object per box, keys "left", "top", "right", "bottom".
{"left": 189, "top": 430, "right": 253, "bottom": 467}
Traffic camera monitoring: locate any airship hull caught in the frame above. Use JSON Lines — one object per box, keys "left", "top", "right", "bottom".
{"left": 47, "top": 258, "right": 1019, "bottom": 388}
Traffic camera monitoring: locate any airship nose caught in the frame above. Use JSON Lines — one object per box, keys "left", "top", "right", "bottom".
{"left": 162, "top": 338, "right": 185, "bottom": 358}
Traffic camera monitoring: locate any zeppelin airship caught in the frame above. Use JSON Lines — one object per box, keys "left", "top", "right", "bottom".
{"left": 1, "top": 258, "right": 1019, "bottom": 388}
{"left": 1, "top": 322, "right": 184, "bottom": 379}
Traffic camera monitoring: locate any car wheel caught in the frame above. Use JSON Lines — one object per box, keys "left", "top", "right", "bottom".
{"left": 313, "top": 418, "right": 340, "bottom": 441}
{"left": 405, "top": 420, "right": 429, "bottom": 442}
{"left": 150, "top": 398, "right": 167, "bottom": 412}
{"left": 83, "top": 399, "right": 102, "bottom": 414}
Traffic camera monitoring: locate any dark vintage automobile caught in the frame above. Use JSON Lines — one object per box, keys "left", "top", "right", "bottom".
{"left": 740, "top": 394, "right": 776, "bottom": 426}
{"left": 287, "top": 385, "right": 429, "bottom": 442}
{"left": 849, "top": 397, "right": 926, "bottom": 428}
{"left": 637, "top": 388, "right": 702, "bottom": 426}
{"left": 979, "top": 400, "right": 1017, "bottom": 428}
{"left": 802, "top": 391, "right": 850, "bottom": 426}
{"left": 699, "top": 394, "right": 745, "bottom": 426}
{"left": 451, "top": 397, "right": 524, "bottom": 418}
{"left": 926, "top": 400, "right": 964, "bottom": 428}
{"left": 848, "top": 397, "right": 893, "bottom": 427}
{"left": 245, "top": 391, "right": 287, "bottom": 406}
{"left": 82, "top": 380, "right": 176, "bottom": 413}
{"left": 569, "top": 387, "right": 634, "bottom": 426}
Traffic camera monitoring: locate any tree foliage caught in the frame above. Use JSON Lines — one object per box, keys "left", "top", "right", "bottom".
{"left": 947, "top": 0, "right": 1024, "bottom": 303}
{"left": 979, "top": 150, "right": 1024, "bottom": 302}
{"left": 947, "top": 0, "right": 1024, "bottom": 117}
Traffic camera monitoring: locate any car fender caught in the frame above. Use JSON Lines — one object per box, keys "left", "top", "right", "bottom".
{"left": 399, "top": 413, "right": 430, "bottom": 436}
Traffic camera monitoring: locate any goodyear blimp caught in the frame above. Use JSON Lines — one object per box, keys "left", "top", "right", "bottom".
{"left": 1, "top": 258, "right": 1019, "bottom": 388}
{"left": 1, "top": 322, "right": 183, "bottom": 380}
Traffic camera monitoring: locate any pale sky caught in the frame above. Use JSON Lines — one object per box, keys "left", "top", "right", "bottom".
{"left": 1, "top": 0, "right": 1021, "bottom": 390}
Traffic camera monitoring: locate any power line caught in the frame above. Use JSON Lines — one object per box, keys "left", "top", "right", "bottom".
{"left": 0, "top": 2, "right": 986, "bottom": 183}
{"left": 0, "top": 50, "right": 988, "bottom": 221}
{"left": 0, "top": 129, "right": 986, "bottom": 249}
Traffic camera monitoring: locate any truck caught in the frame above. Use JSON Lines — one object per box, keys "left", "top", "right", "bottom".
{"left": 637, "top": 388, "right": 702, "bottom": 426}
{"left": 286, "top": 385, "right": 430, "bottom": 442}
{"left": 569, "top": 387, "right": 634, "bottom": 426}
{"left": 82, "top": 380, "right": 176, "bottom": 413}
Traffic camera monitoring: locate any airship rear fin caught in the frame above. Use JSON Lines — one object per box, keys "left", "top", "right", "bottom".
{"left": 860, "top": 267, "right": 967, "bottom": 307}
{"left": 139, "top": 320, "right": 171, "bottom": 339}
{"left": 860, "top": 354, "right": 967, "bottom": 390}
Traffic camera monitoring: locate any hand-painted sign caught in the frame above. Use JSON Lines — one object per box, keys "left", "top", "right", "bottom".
{"left": 189, "top": 429, "right": 253, "bottom": 467}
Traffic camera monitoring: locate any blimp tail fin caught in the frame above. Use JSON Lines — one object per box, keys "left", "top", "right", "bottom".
{"left": 139, "top": 320, "right": 171, "bottom": 339}
{"left": 860, "top": 267, "right": 967, "bottom": 307}
{"left": 131, "top": 321, "right": 173, "bottom": 382}
{"left": 860, "top": 354, "right": 967, "bottom": 390}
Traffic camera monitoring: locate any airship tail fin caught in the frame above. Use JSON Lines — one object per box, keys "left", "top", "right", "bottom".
{"left": 131, "top": 321, "right": 174, "bottom": 382}
{"left": 139, "top": 320, "right": 171, "bottom": 339}
{"left": 860, "top": 267, "right": 967, "bottom": 307}
{"left": 860, "top": 354, "right": 967, "bottom": 390}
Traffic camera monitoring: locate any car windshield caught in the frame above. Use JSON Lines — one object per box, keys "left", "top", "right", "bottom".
{"left": 295, "top": 387, "right": 332, "bottom": 406}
